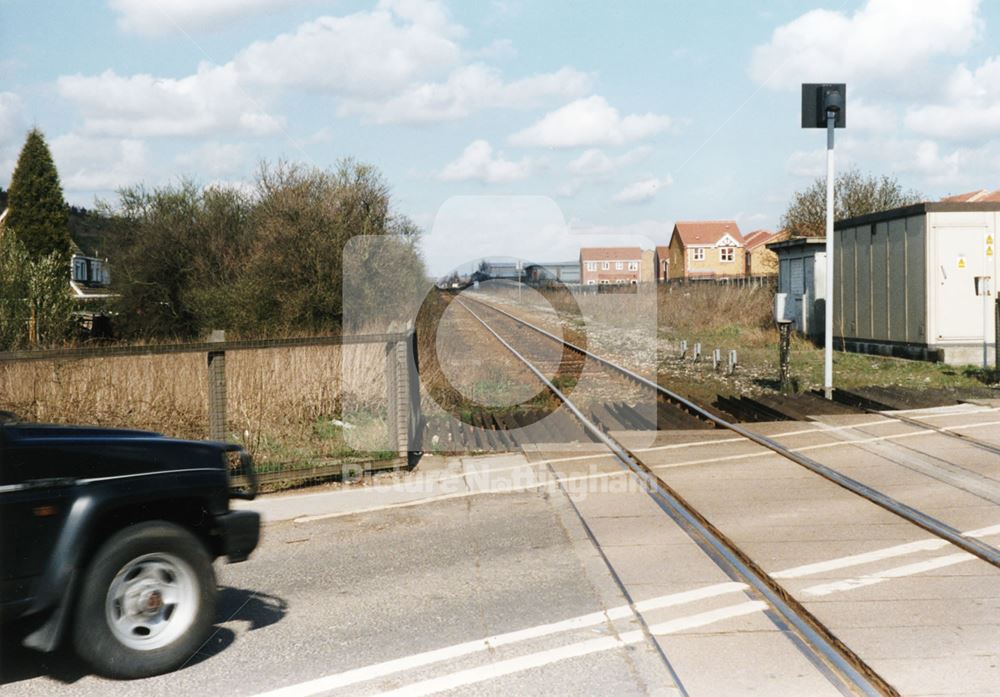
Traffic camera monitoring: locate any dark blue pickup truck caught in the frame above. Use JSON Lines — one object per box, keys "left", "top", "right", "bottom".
{"left": 0, "top": 414, "right": 259, "bottom": 679}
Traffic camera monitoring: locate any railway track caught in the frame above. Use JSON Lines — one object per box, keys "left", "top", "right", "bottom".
{"left": 413, "top": 291, "right": 1000, "bottom": 694}
{"left": 456, "top": 294, "right": 1000, "bottom": 568}
{"left": 453, "top": 296, "right": 896, "bottom": 696}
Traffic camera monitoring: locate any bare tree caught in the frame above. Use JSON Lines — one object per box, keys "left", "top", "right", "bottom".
{"left": 780, "top": 169, "right": 923, "bottom": 237}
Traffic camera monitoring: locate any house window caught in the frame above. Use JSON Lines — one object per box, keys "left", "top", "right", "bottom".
{"left": 720, "top": 247, "right": 734, "bottom": 262}
{"left": 587, "top": 279, "right": 597, "bottom": 286}
{"left": 615, "top": 278, "right": 626, "bottom": 285}
{"left": 586, "top": 261, "right": 597, "bottom": 271}
{"left": 627, "top": 261, "right": 638, "bottom": 271}
{"left": 602, "top": 261, "right": 610, "bottom": 270}
{"left": 615, "top": 261, "right": 624, "bottom": 270}
{"left": 72, "top": 258, "right": 87, "bottom": 282}
{"left": 600, "top": 279, "right": 610, "bottom": 285}
{"left": 692, "top": 248, "right": 705, "bottom": 261}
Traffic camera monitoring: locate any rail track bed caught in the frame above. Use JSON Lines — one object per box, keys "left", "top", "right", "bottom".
{"left": 424, "top": 291, "right": 1000, "bottom": 695}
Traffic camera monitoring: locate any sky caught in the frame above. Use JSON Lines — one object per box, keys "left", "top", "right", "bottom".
{"left": 2, "top": 0, "right": 1000, "bottom": 275}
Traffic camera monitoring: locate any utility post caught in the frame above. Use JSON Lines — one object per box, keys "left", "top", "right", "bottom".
{"left": 802, "top": 83, "right": 846, "bottom": 399}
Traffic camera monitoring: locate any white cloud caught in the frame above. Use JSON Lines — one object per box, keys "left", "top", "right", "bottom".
{"left": 749, "top": 0, "right": 982, "bottom": 89}
{"left": 109, "top": 0, "right": 311, "bottom": 36}
{"left": 50, "top": 133, "right": 151, "bottom": 192}
{"left": 0, "top": 92, "right": 26, "bottom": 146}
{"left": 474, "top": 38, "right": 517, "bottom": 61}
{"left": 341, "top": 64, "right": 592, "bottom": 124}
{"left": 175, "top": 142, "right": 249, "bottom": 178}
{"left": 785, "top": 149, "right": 827, "bottom": 178}
{"left": 906, "top": 56, "right": 1000, "bottom": 141}
{"left": 57, "top": 64, "right": 284, "bottom": 137}
{"left": 612, "top": 176, "right": 672, "bottom": 205}
{"left": 233, "top": 4, "right": 463, "bottom": 96}
{"left": 439, "top": 140, "right": 532, "bottom": 183}
{"left": 567, "top": 146, "right": 651, "bottom": 177}
{"left": 509, "top": 96, "right": 672, "bottom": 148}
{"left": 568, "top": 218, "right": 673, "bottom": 245}
{"left": 849, "top": 99, "right": 898, "bottom": 132}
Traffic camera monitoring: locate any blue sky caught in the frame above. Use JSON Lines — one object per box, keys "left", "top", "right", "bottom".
{"left": 2, "top": 0, "right": 1000, "bottom": 274}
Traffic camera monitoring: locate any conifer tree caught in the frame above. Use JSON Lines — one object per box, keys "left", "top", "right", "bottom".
{"left": 6, "top": 128, "right": 71, "bottom": 261}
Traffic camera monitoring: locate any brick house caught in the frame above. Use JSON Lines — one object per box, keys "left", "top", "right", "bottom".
{"left": 666, "top": 221, "right": 744, "bottom": 279}
{"left": 579, "top": 247, "right": 643, "bottom": 285}
{"left": 741, "top": 229, "right": 779, "bottom": 276}
{"left": 654, "top": 245, "right": 670, "bottom": 282}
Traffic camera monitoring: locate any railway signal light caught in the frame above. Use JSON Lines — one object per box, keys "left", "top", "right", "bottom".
{"left": 802, "top": 83, "right": 847, "bottom": 399}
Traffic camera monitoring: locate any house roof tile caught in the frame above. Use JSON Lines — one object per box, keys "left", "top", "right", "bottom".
{"left": 742, "top": 229, "right": 775, "bottom": 250}
{"left": 941, "top": 189, "right": 1000, "bottom": 203}
{"left": 672, "top": 220, "right": 742, "bottom": 247}
{"left": 580, "top": 246, "right": 643, "bottom": 261}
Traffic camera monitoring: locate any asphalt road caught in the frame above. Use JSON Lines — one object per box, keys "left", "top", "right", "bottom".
{"left": 5, "top": 410, "right": 1000, "bottom": 696}
{"left": 1, "top": 472, "right": 680, "bottom": 696}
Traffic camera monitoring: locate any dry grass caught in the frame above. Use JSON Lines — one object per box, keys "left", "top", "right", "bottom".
{"left": 0, "top": 341, "right": 389, "bottom": 466}
{"left": 657, "top": 283, "right": 775, "bottom": 346}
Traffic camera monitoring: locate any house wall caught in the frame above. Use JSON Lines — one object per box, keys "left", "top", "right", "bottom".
{"left": 668, "top": 237, "right": 685, "bottom": 279}
{"left": 580, "top": 256, "right": 642, "bottom": 285}
{"left": 748, "top": 246, "right": 778, "bottom": 275}
{"left": 640, "top": 249, "right": 655, "bottom": 283}
{"left": 684, "top": 245, "right": 746, "bottom": 277}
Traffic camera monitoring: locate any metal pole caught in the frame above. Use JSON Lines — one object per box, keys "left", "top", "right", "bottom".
{"left": 779, "top": 321, "right": 792, "bottom": 394}
{"left": 824, "top": 111, "right": 835, "bottom": 399}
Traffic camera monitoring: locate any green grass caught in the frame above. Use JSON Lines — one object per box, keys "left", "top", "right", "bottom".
{"left": 660, "top": 324, "right": 998, "bottom": 394}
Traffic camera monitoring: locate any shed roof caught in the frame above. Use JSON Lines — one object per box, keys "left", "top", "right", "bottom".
{"left": 766, "top": 236, "right": 826, "bottom": 253}
{"left": 835, "top": 201, "right": 1000, "bottom": 230}
{"left": 580, "top": 246, "right": 642, "bottom": 260}
{"left": 672, "top": 221, "right": 742, "bottom": 247}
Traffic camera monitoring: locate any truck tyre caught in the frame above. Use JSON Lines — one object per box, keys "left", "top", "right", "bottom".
{"left": 72, "top": 521, "right": 217, "bottom": 679}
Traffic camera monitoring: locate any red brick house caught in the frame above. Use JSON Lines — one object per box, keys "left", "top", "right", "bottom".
{"left": 579, "top": 247, "right": 643, "bottom": 285}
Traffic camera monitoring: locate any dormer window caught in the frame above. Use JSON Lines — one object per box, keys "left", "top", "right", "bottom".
{"left": 72, "top": 258, "right": 88, "bottom": 282}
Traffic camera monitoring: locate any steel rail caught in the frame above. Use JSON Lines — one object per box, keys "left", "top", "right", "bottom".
{"left": 853, "top": 408, "right": 1000, "bottom": 458}
{"left": 457, "top": 297, "right": 894, "bottom": 697}
{"left": 462, "top": 295, "right": 1000, "bottom": 569}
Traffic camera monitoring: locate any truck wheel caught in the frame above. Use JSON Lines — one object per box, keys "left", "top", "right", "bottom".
{"left": 72, "top": 521, "right": 217, "bottom": 679}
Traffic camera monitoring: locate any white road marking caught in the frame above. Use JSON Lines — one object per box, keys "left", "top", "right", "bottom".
{"left": 368, "top": 602, "right": 767, "bottom": 697}
{"left": 773, "top": 539, "right": 950, "bottom": 578}
{"left": 774, "top": 523, "right": 1000, "bottom": 580}
{"left": 253, "top": 516, "right": 1000, "bottom": 697}
{"left": 802, "top": 552, "right": 975, "bottom": 596}
{"left": 370, "top": 633, "right": 642, "bottom": 697}
{"left": 249, "top": 584, "right": 750, "bottom": 697}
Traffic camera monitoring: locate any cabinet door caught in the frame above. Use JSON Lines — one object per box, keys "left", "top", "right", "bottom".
{"left": 935, "top": 229, "right": 985, "bottom": 341}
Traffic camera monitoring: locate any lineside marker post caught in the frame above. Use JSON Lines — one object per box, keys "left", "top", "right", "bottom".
{"left": 778, "top": 320, "right": 792, "bottom": 394}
